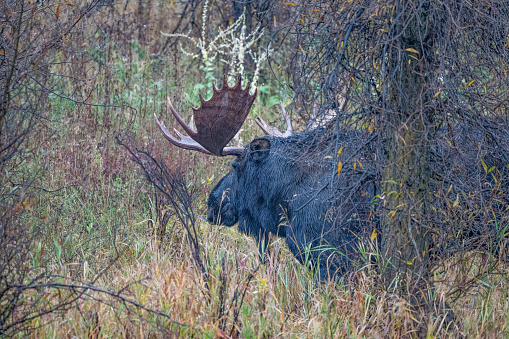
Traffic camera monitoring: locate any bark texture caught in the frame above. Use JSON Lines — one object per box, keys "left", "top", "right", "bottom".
{"left": 381, "top": 1, "right": 433, "bottom": 285}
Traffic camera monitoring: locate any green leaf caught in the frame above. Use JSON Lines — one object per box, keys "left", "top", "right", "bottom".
{"left": 193, "top": 83, "right": 206, "bottom": 91}
{"left": 258, "top": 84, "right": 270, "bottom": 94}
{"left": 266, "top": 96, "right": 280, "bottom": 107}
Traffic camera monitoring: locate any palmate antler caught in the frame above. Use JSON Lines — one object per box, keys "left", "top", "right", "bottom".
{"left": 154, "top": 75, "right": 257, "bottom": 156}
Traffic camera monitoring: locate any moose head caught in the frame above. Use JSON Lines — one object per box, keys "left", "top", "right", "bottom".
{"left": 154, "top": 75, "right": 295, "bottom": 238}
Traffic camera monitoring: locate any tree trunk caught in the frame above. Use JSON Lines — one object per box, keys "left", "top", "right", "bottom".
{"left": 381, "top": 2, "right": 432, "bottom": 287}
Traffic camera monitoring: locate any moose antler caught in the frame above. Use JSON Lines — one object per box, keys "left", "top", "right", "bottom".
{"left": 255, "top": 102, "right": 294, "bottom": 137}
{"left": 154, "top": 75, "right": 257, "bottom": 156}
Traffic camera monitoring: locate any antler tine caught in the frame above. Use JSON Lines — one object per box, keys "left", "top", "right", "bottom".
{"left": 233, "top": 74, "right": 242, "bottom": 89}
{"left": 222, "top": 146, "right": 247, "bottom": 156}
{"left": 222, "top": 74, "right": 228, "bottom": 89}
{"left": 255, "top": 101, "right": 294, "bottom": 138}
{"left": 153, "top": 113, "right": 212, "bottom": 155}
{"left": 255, "top": 117, "right": 276, "bottom": 135}
{"left": 188, "top": 115, "right": 196, "bottom": 134}
{"left": 279, "top": 102, "right": 294, "bottom": 137}
{"left": 167, "top": 98, "right": 197, "bottom": 138}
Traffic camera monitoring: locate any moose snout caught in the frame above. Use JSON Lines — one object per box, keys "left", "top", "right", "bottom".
{"left": 206, "top": 202, "right": 238, "bottom": 226}
{"left": 206, "top": 209, "right": 217, "bottom": 224}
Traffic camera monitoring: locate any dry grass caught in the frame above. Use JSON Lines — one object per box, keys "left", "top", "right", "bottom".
{"left": 25, "top": 223, "right": 509, "bottom": 338}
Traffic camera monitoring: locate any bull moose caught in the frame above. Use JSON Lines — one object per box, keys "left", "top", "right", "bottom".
{"left": 154, "top": 75, "right": 509, "bottom": 280}
{"left": 154, "top": 75, "right": 380, "bottom": 279}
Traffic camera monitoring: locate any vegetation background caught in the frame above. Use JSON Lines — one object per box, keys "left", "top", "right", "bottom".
{"left": 1, "top": 0, "right": 509, "bottom": 337}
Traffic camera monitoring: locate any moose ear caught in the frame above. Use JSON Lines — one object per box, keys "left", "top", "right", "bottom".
{"left": 249, "top": 138, "right": 271, "bottom": 162}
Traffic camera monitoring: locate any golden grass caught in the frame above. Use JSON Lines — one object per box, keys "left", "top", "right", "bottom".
{"left": 25, "top": 217, "right": 509, "bottom": 338}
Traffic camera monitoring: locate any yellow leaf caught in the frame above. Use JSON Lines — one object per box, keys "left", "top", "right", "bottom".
{"left": 337, "top": 146, "right": 344, "bottom": 157}
{"left": 388, "top": 210, "right": 396, "bottom": 218}
{"left": 370, "top": 229, "right": 378, "bottom": 241}
{"left": 453, "top": 194, "right": 459, "bottom": 208}
{"left": 467, "top": 80, "right": 474, "bottom": 87}
{"left": 299, "top": 18, "right": 305, "bottom": 24}
{"left": 481, "top": 159, "right": 487, "bottom": 173}
{"left": 367, "top": 119, "right": 375, "bottom": 133}
{"left": 337, "top": 161, "right": 343, "bottom": 177}
{"left": 23, "top": 197, "right": 29, "bottom": 207}
{"left": 405, "top": 48, "right": 419, "bottom": 54}
{"left": 358, "top": 161, "right": 363, "bottom": 169}
{"left": 373, "top": 58, "right": 377, "bottom": 69}
{"left": 405, "top": 261, "right": 413, "bottom": 265}
{"left": 353, "top": 162, "right": 357, "bottom": 171}
{"left": 284, "top": 2, "right": 295, "bottom": 5}
{"left": 434, "top": 91, "right": 441, "bottom": 97}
